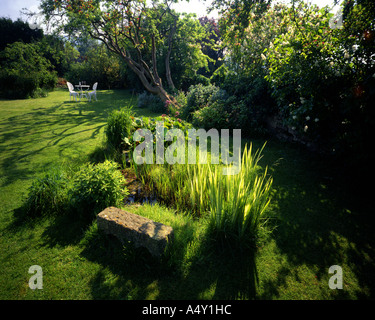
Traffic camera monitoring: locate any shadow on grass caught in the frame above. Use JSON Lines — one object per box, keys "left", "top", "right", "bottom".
{"left": 252, "top": 138, "right": 375, "bottom": 299}
{"left": 8, "top": 198, "right": 258, "bottom": 299}
{"left": 0, "top": 90, "right": 138, "bottom": 188}
{"left": 78, "top": 221, "right": 259, "bottom": 300}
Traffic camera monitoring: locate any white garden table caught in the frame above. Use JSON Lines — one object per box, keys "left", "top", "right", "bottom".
{"left": 75, "top": 84, "right": 90, "bottom": 100}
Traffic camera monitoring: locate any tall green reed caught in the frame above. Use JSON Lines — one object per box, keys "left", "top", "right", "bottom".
{"left": 208, "top": 144, "right": 273, "bottom": 244}
{"left": 131, "top": 142, "right": 273, "bottom": 245}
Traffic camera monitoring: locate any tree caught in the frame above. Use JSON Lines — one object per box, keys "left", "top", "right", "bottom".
{"left": 161, "top": 13, "right": 212, "bottom": 90}
{"left": 258, "top": 0, "right": 374, "bottom": 167}
{"left": 39, "top": 35, "right": 80, "bottom": 77}
{"left": 0, "top": 42, "right": 57, "bottom": 98}
{"left": 0, "top": 17, "right": 43, "bottom": 51}
{"left": 197, "top": 16, "right": 224, "bottom": 79}
{"left": 40, "top": 0, "right": 209, "bottom": 105}
{"left": 66, "top": 42, "right": 126, "bottom": 89}
{"left": 209, "top": 0, "right": 271, "bottom": 35}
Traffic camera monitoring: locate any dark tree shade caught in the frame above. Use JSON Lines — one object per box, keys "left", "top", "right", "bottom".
{"left": 0, "top": 17, "right": 44, "bottom": 51}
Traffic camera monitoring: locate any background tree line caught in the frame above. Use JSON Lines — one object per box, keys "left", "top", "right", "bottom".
{"left": 1, "top": 0, "right": 373, "bottom": 173}
{"left": 0, "top": 8, "right": 223, "bottom": 99}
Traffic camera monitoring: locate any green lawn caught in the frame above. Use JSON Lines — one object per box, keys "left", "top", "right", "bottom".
{"left": 0, "top": 89, "right": 373, "bottom": 299}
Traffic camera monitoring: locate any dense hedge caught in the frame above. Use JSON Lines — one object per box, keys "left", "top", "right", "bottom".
{"left": 0, "top": 42, "right": 57, "bottom": 99}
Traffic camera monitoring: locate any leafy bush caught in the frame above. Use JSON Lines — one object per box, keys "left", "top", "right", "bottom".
{"left": 262, "top": 1, "right": 375, "bottom": 163}
{"left": 191, "top": 73, "right": 211, "bottom": 87}
{"left": 106, "top": 106, "right": 134, "bottom": 150}
{"left": 182, "top": 84, "right": 221, "bottom": 121}
{"left": 191, "top": 87, "right": 230, "bottom": 129}
{"left": 192, "top": 100, "right": 229, "bottom": 130}
{"left": 137, "top": 91, "right": 165, "bottom": 113}
{"left": 69, "top": 160, "right": 128, "bottom": 216}
{"left": 125, "top": 115, "right": 193, "bottom": 153}
{"left": 221, "top": 73, "right": 276, "bottom": 135}
{"left": 174, "top": 90, "right": 187, "bottom": 111}
{"left": 0, "top": 42, "right": 57, "bottom": 99}
{"left": 25, "top": 161, "right": 128, "bottom": 219}
{"left": 25, "top": 169, "right": 68, "bottom": 217}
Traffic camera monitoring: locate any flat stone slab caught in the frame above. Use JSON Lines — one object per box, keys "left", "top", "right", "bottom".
{"left": 97, "top": 207, "right": 174, "bottom": 257}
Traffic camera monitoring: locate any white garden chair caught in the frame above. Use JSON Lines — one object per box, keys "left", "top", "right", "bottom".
{"left": 88, "top": 82, "right": 98, "bottom": 102}
{"left": 67, "top": 82, "right": 80, "bottom": 102}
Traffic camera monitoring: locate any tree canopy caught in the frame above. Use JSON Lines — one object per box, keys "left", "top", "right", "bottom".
{"left": 40, "top": 0, "right": 212, "bottom": 105}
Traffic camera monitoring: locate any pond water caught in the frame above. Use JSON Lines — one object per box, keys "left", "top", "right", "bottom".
{"left": 122, "top": 169, "right": 158, "bottom": 205}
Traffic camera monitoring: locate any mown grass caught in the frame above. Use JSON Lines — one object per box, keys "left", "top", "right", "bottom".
{"left": 0, "top": 89, "right": 373, "bottom": 299}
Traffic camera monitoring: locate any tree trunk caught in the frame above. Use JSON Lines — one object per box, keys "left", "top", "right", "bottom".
{"left": 121, "top": 54, "right": 177, "bottom": 107}
{"left": 88, "top": 15, "right": 179, "bottom": 110}
{"left": 165, "top": 16, "right": 177, "bottom": 90}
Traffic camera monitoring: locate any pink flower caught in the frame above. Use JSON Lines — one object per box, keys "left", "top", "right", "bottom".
{"left": 175, "top": 111, "right": 180, "bottom": 116}
{"left": 177, "top": 118, "right": 182, "bottom": 123}
{"left": 161, "top": 114, "right": 167, "bottom": 117}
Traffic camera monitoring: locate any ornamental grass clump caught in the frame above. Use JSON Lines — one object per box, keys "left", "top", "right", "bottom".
{"left": 207, "top": 143, "right": 273, "bottom": 246}
{"left": 25, "top": 168, "right": 69, "bottom": 217}
{"left": 106, "top": 106, "right": 134, "bottom": 151}
{"left": 132, "top": 140, "right": 272, "bottom": 246}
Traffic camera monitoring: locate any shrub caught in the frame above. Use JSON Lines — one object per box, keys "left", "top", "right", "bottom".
{"left": 182, "top": 84, "right": 220, "bottom": 121}
{"left": 137, "top": 91, "right": 165, "bottom": 113}
{"left": 126, "top": 115, "right": 193, "bottom": 154}
{"left": 191, "top": 88, "right": 230, "bottom": 129}
{"left": 25, "top": 169, "right": 68, "bottom": 217}
{"left": 192, "top": 101, "right": 229, "bottom": 130}
{"left": 64, "top": 44, "right": 125, "bottom": 89}
{"left": 174, "top": 90, "right": 187, "bottom": 111}
{"left": 106, "top": 106, "right": 134, "bottom": 150}
{"left": 69, "top": 160, "right": 128, "bottom": 216}
{"left": 137, "top": 91, "right": 151, "bottom": 108}
{"left": 192, "top": 74, "right": 211, "bottom": 86}
{"left": 0, "top": 42, "right": 57, "bottom": 99}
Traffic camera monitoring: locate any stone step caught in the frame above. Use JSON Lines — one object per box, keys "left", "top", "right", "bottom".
{"left": 97, "top": 207, "right": 174, "bottom": 257}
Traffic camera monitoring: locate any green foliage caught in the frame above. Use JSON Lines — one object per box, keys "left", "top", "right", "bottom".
{"left": 41, "top": 0, "right": 214, "bottom": 103}
{"left": 182, "top": 83, "right": 220, "bottom": 121}
{"left": 192, "top": 101, "right": 228, "bottom": 130}
{"left": 211, "top": 0, "right": 271, "bottom": 36}
{"left": 215, "top": 0, "right": 374, "bottom": 168}
{"left": 69, "top": 160, "right": 128, "bottom": 216}
{"left": 198, "top": 2, "right": 281, "bottom": 136}
{"left": 25, "top": 169, "right": 68, "bottom": 217}
{"left": 25, "top": 161, "right": 128, "bottom": 218}
{"left": 183, "top": 80, "right": 270, "bottom": 135}
{"left": 137, "top": 91, "right": 165, "bottom": 112}
{"left": 133, "top": 143, "right": 272, "bottom": 247}
{"left": 0, "top": 42, "right": 57, "bottom": 99}
{"left": 0, "top": 17, "right": 43, "bottom": 51}
{"left": 197, "top": 17, "right": 224, "bottom": 80}
{"left": 207, "top": 144, "right": 272, "bottom": 245}
{"left": 222, "top": 74, "right": 276, "bottom": 136}
{"left": 39, "top": 35, "right": 80, "bottom": 77}
{"left": 160, "top": 13, "right": 213, "bottom": 91}
{"left": 65, "top": 43, "right": 125, "bottom": 89}
{"left": 126, "top": 114, "right": 193, "bottom": 154}
{"left": 191, "top": 88, "right": 229, "bottom": 129}
{"left": 174, "top": 90, "right": 187, "bottom": 110}
{"left": 210, "top": 64, "right": 228, "bottom": 85}
{"left": 262, "top": 0, "right": 375, "bottom": 161}
{"left": 106, "top": 106, "right": 134, "bottom": 151}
